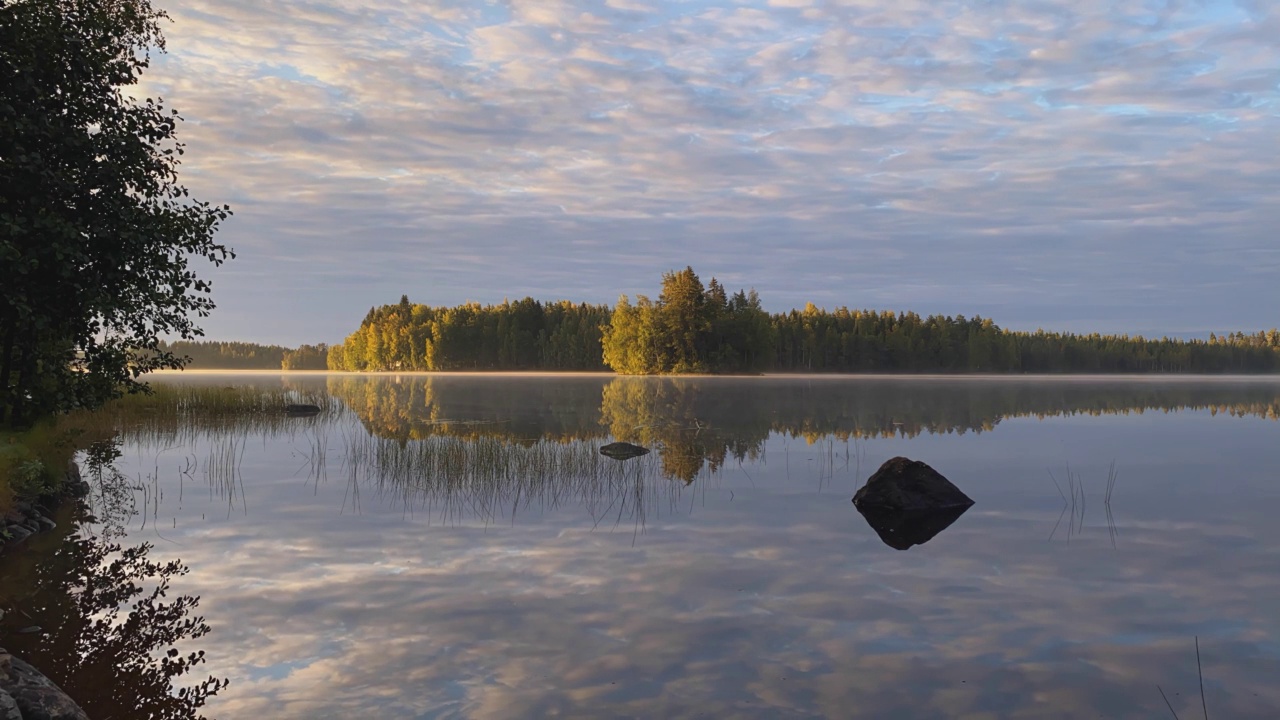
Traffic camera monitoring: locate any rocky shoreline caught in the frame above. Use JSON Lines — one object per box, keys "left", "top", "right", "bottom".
{"left": 1, "top": 463, "right": 93, "bottom": 720}
{"left": 0, "top": 463, "right": 89, "bottom": 553}
{"left": 0, "top": 648, "right": 88, "bottom": 720}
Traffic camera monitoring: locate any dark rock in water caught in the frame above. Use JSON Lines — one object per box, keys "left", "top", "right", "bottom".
{"left": 35, "top": 516, "right": 55, "bottom": 532}
{"left": 857, "top": 504, "right": 972, "bottom": 550}
{"left": 852, "top": 457, "right": 974, "bottom": 512}
{"left": 0, "top": 648, "right": 89, "bottom": 720}
{"left": 284, "top": 403, "right": 322, "bottom": 416}
{"left": 600, "top": 441, "right": 650, "bottom": 460}
{"left": 4, "top": 526, "right": 31, "bottom": 544}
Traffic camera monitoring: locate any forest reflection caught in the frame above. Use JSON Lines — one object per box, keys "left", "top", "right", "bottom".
{"left": 85, "top": 376, "right": 1280, "bottom": 512}
{"left": 325, "top": 376, "right": 1280, "bottom": 484}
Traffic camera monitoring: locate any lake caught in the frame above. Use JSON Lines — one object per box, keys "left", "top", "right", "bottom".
{"left": 3, "top": 373, "right": 1280, "bottom": 718}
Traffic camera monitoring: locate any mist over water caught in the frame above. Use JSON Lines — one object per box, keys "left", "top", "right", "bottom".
{"left": 6, "top": 374, "right": 1280, "bottom": 718}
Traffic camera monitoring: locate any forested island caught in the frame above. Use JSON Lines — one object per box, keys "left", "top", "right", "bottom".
{"left": 325, "top": 267, "right": 1280, "bottom": 375}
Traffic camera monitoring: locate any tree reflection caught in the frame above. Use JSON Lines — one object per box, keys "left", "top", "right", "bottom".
{"left": 326, "top": 374, "right": 608, "bottom": 443}
{"left": 599, "top": 378, "right": 766, "bottom": 483}
{"left": 87, "top": 374, "right": 1280, "bottom": 495}
{"left": 322, "top": 375, "right": 1280, "bottom": 486}
{"left": 0, "top": 441, "right": 227, "bottom": 719}
{"left": 105, "top": 375, "right": 1280, "bottom": 457}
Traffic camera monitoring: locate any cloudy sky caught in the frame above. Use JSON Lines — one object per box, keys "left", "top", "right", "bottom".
{"left": 135, "top": 0, "right": 1280, "bottom": 345}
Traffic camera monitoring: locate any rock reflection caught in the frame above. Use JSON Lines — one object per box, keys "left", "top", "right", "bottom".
{"left": 85, "top": 374, "right": 1280, "bottom": 514}
{"left": 856, "top": 505, "right": 973, "bottom": 550}
{"left": 34, "top": 374, "right": 1280, "bottom": 718}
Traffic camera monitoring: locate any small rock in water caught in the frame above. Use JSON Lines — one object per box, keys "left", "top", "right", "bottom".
{"left": 600, "top": 441, "right": 650, "bottom": 460}
{"left": 284, "top": 403, "right": 322, "bottom": 416}
{"left": 35, "top": 516, "right": 55, "bottom": 532}
{"left": 15, "top": 627, "right": 41, "bottom": 635}
{"left": 852, "top": 457, "right": 974, "bottom": 512}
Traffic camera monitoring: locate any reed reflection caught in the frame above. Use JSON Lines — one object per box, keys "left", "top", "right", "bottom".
{"left": 339, "top": 433, "right": 671, "bottom": 529}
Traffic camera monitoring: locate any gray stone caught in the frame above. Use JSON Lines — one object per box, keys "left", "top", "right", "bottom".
{"left": 600, "top": 441, "right": 650, "bottom": 460}
{"left": 852, "top": 457, "right": 975, "bottom": 512}
{"left": 0, "top": 649, "right": 89, "bottom": 720}
{"left": 35, "top": 516, "right": 55, "bottom": 532}
{"left": 4, "top": 526, "right": 31, "bottom": 544}
{"left": 0, "top": 688, "right": 22, "bottom": 720}
{"left": 63, "top": 478, "right": 89, "bottom": 499}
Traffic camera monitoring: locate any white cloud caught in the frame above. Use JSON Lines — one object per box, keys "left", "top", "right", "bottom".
{"left": 114, "top": 0, "right": 1280, "bottom": 344}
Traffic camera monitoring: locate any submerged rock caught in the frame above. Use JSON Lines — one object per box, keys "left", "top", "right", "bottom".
{"left": 857, "top": 504, "right": 972, "bottom": 550}
{"left": 852, "top": 457, "right": 974, "bottom": 512}
{"left": 600, "top": 441, "right": 650, "bottom": 460}
{"left": 284, "top": 403, "right": 322, "bottom": 416}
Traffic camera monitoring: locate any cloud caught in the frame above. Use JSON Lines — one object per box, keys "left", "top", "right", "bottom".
{"left": 122, "top": 0, "right": 1280, "bottom": 344}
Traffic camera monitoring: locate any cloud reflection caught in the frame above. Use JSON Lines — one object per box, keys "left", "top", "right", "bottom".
{"left": 87, "top": 376, "right": 1280, "bottom": 718}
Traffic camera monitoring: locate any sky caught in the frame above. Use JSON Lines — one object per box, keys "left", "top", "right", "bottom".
{"left": 133, "top": 0, "right": 1280, "bottom": 346}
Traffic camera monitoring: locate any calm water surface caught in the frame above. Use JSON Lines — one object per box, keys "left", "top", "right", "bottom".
{"left": 6, "top": 374, "right": 1280, "bottom": 718}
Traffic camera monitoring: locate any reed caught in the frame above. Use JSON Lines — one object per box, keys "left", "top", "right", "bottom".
{"left": 338, "top": 432, "right": 678, "bottom": 527}
{"left": 1048, "top": 461, "right": 1118, "bottom": 545}
{"left": 61, "top": 383, "right": 341, "bottom": 448}
{"left": 1157, "top": 636, "right": 1210, "bottom": 719}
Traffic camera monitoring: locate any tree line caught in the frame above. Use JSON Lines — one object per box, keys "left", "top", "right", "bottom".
{"left": 327, "top": 267, "right": 1280, "bottom": 375}
{"left": 152, "top": 341, "right": 330, "bottom": 370}
{"left": 326, "top": 295, "right": 610, "bottom": 371}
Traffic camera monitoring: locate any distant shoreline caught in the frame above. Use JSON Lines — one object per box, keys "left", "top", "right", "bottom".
{"left": 150, "top": 369, "right": 1280, "bottom": 381}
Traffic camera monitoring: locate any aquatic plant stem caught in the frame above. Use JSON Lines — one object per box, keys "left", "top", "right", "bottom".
{"left": 1157, "top": 681, "right": 1182, "bottom": 712}
{"left": 1196, "top": 636, "right": 1207, "bottom": 719}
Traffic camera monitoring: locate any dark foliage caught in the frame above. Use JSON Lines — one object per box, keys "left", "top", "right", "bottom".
{"left": 1, "top": 0, "right": 232, "bottom": 426}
